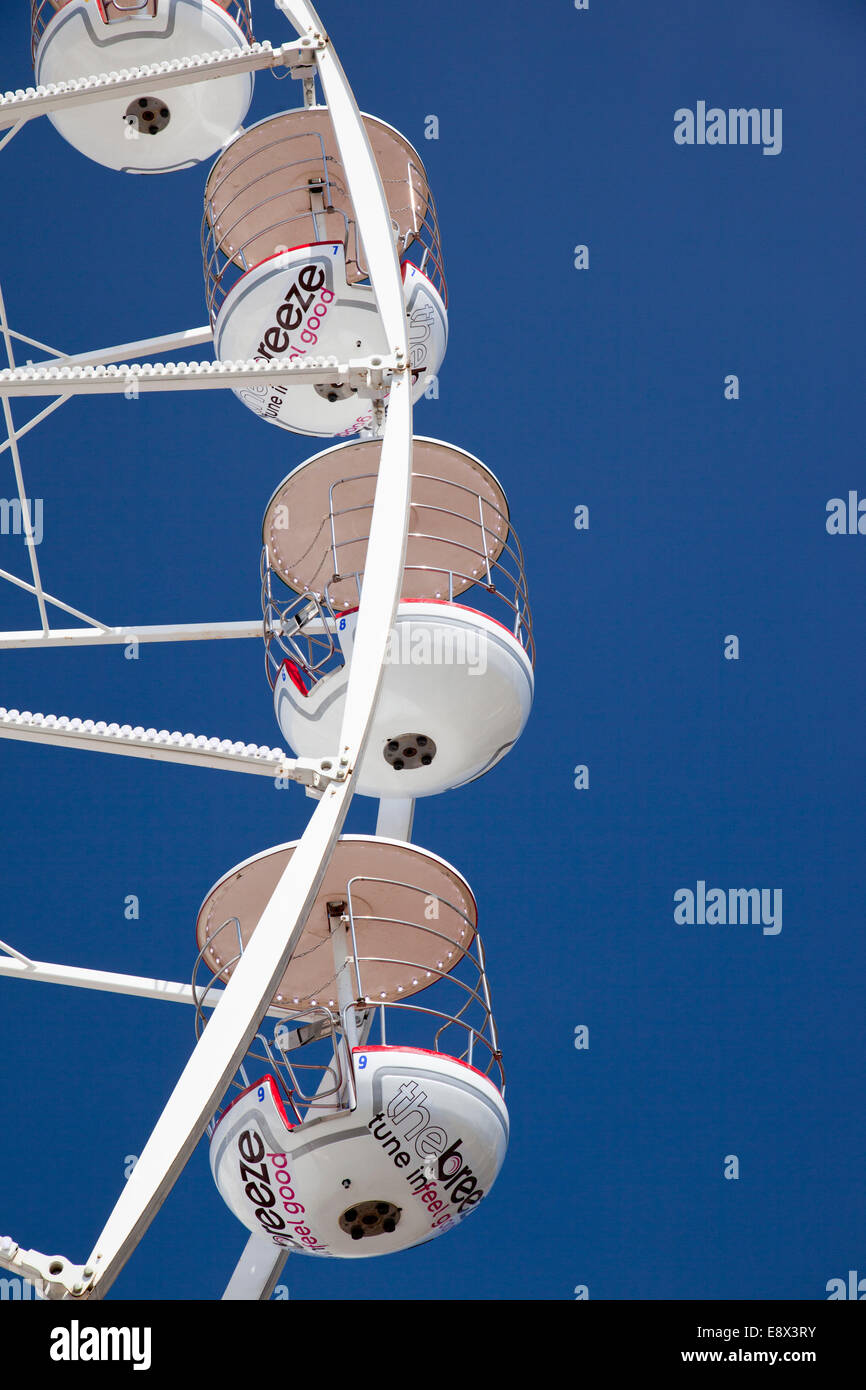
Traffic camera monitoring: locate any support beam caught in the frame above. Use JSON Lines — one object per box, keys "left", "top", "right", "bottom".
{"left": 222, "top": 1236, "right": 288, "bottom": 1302}
{"left": 375, "top": 797, "right": 415, "bottom": 842}
{"left": 0, "top": 952, "right": 299, "bottom": 1022}
{"left": 0, "top": 619, "right": 262, "bottom": 650}
{"left": 0, "top": 955, "right": 218, "bottom": 1009}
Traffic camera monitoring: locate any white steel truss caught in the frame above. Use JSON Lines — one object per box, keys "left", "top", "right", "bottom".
{"left": 0, "top": 351, "right": 395, "bottom": 397}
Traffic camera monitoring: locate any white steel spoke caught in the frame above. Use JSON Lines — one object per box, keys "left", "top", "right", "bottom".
{"left": 0, "top": 326, "right": 216, "bottom": 464}
{"left": 277, "top": 2, "right": 326, "bottom": 45}
{"left": 0, "top": 937, "right": 33, "bottom": 965}
{"left": 0, "top": 954, "right": 216, "bottom": 1009}
{"left": 0, "top": 947, "right": 298, "bottom": 1021}
{"left": 0, "top": 618, "right": 262, "bottom": 649}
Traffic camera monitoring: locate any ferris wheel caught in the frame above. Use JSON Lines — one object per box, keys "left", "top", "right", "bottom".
{"left": 0, "top": 0, "right": 534, "bottom": 1299}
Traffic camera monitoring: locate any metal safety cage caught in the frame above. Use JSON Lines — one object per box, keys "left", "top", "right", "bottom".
{"left": 342, "top": 876, "right": 505, "bottom": 1091}
{"left": 326, "top": 472, "right": 536, "bottom": 661}
{"left": 191, "top": 880, "right": 505, "bottom": 1133}
{"left": 201, "top": 114, "right": 446, "bottom": 327}
{"left": 261, "top": 546, "right": 343, "bottom": 691}
{"left": 261, "top": 467, "right": 535, "bottom": 672}
{"left": 31, "top": 0, "right": 255, "bottom": 67}
{"left": 192, "top": 920, "right": 351, "bottom": 1135}
{"left": 326, "top": 471, "right": 534, "bottom": 662}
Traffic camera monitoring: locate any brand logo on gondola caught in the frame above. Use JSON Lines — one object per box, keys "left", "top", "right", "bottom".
{"left": 251, "top": 263, "right": 336, "bottom": 422}
{"left": 233, "top": 1129, "right": 327, "bottom": 1251}
{"left": 408, "top": 299, "right": 437, "bottom": 371}
{"left": 367, "top": 1079, "right": 487, "bottom": 1228}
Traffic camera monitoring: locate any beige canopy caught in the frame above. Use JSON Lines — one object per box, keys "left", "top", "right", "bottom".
{"left": 204, "top": 109, "right": 432, "bottom": 282}
{"left": 196, "top": 835, "right": 478, "bottom": 1011}
{"left": 262, "top": 437, "right": 511, "bottom": 608}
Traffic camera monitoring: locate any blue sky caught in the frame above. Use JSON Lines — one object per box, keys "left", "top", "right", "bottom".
{"left": 0, "top": 0, "right": 864, "bottom": 1300}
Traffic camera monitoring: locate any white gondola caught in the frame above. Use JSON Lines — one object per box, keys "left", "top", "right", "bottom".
{"left": 202, "top": 107, "right": 447, "bottom": 436}
{"left": 261, "top": 436, "right": 535, "bottom": 797}
{"left": 194, "top": 836, "right": 508, "bottom": 1258}
{"left": 30, "top": 1, "right": 255, "bottom": 172}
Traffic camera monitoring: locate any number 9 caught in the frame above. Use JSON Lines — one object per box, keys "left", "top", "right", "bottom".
{"left": 257, "top": 1085, "right": 266, "bottom": 1102}
{"left": 357, "top": 1055, "right": 367, "bottom": 1070}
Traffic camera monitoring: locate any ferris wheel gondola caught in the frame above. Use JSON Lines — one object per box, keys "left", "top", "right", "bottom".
{"left": 31, "top": 1, "right": 257, "bottom": 172}
{"left": 203, "top": 107, "right": 447, "bottom": 435}
{"left": 195, "top": 836, "right": 507, "bottom": 1257}
{"left": 261, "top": 436, "right": 534, "bottom": 796}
